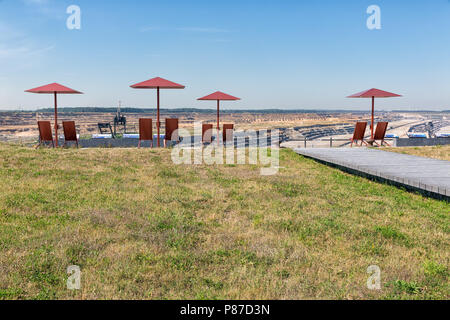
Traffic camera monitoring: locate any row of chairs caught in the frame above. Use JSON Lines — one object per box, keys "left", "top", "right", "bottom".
{"left": 138, "top": 118, "right": 179, "bottom": 148}
{"left": 37, "top": 119, "right": 236, "bottom": 148}
{"left": 202, "top": 124, "right": 234, "bottom": 144}
{"left": 37, "top": 121, "right": 78, "bottom": 148}
{"left": 139, "top": 121, "right": 235, "bottom": 147}
{"left": 350, "top": 122, "right": 390, "bottom": 147}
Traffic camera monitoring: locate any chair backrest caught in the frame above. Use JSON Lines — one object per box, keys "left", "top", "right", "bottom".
{"left": 202, "top": 124, "right": 213, "bottom": 143}
{"left": 63, "top": 121, "right": 78, "bottom": 142}
{"left": 223, "top": 124, "right": 234, "bottom": 143}
{"left": 38, "top": 121, "right": 53, "bottom": 142}
{"left": 139, "top": 119, "right": 153, "bottom": 141}
{"left": 165, "top": 118, "right": 179, "bottom": 141}
{"left": 374, "top": 122, "right": 389, "bottom": 141}
{"left": 352, "top": 122, "right": 367, "bottom": 141}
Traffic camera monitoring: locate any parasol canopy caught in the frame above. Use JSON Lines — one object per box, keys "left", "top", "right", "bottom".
{"left": 25, "top": 83, "right": 83, "bottom": 147}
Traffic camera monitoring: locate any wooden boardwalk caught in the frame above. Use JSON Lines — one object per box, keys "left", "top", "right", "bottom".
{"left": 294, "top": 148, "right": 450, "bottom": 200}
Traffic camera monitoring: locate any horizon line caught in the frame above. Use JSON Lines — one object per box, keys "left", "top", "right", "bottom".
{"left": 1, "top": 107, "right": 449, "bottom": 113}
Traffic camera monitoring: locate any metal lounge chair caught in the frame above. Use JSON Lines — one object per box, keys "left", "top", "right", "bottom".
{"left": 223, "top": 124, "right": 234, "bottom": 145}
{"left": 202, "top": 124, "right": 213, "bottom": 144}
{"left": 63, "top": 121, "right": 79, "bottom": 148}
{"left": 138, "top": 118, "right": 153, "bottom": 148}
{"left": 37, "top": 121, "right": 54, "bottom": 148}
{"left": 164, "top": 118, "right": 179, "bottom": 148}
{"left": 350, "top": 122, "right": 368, "bottom": 147}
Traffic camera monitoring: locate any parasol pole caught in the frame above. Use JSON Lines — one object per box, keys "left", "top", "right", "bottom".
{"left": 217, "top": 100, "right": 220, "bottom": 145}
{"left": 54, "top": 92, "right": 58, "bottom": 147}
{"left": 371, "top": 96, "right": 375, "bottom": 140}
{"left": 157, "top": 87, "right": 160, "bottom": 147}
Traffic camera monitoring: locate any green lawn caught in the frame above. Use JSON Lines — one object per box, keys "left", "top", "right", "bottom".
{"left": 0, "top": 143, "right": 448, "bottom": 300}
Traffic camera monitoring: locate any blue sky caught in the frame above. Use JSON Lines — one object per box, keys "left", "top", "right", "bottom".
{"left": 0, "top": 0, "right": 449, "bottom": 110}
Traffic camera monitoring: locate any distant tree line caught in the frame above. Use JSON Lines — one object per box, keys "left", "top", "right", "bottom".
{"left": 3, "top": 107, "right": 447, "bottom": 114}
{"left": 34, "top": 107, "right": 366, "bottom": 114}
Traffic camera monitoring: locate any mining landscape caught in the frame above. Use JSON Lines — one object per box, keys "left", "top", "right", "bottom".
{"left": 1, "top": 109, "right": 448, "bottom": 147}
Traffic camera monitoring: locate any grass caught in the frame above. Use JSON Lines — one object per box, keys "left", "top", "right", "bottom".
{"left": 0, "top": 143, "right": 448, "bottom": 300}
{"left": 385, "top": 145, "right": 450, "bottom": 161}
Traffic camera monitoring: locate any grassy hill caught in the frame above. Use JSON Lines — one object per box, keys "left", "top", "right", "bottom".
{"left": 0, "top": 144, "right": 448, "bottom": 299}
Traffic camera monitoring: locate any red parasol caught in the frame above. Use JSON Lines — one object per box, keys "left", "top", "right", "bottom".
{"left": 25, "top": 83, "right": 83, "bottom": 147}
{"left": 131, "top": 77, "right": 185, "bottom": 147}
{"left": 347, "top": 88, "right": 402, "bottom": 139}
{"left": 198, "top": 91, "right": 240, "bottom": 142}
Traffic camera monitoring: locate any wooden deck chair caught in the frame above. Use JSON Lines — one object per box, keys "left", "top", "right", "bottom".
{"left": 202, "top": 124, "right": 213, "bottom": 144}
{"left": 63, "top": 121, "right": 79, "bottom": 148}
{"left": 371, "top": 122, "right": 390, "bottom": 147}
{"left": 350, "top": 122, "right": 368, "bottom": 147}
{"left": 164, "top": 118, "right": 179, "bottom": 148}
{"left": 223, "top": 124, "right": 234, "bottom": 145}
{"left": 138, "top": 118, "right": 153, "bottom": 148}
{"left": 37, "top": 121, "right": 54, "bottom": 148}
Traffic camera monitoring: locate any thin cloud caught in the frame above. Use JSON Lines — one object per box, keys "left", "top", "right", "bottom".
{"left": 27, "top": 45, "right": 55, "bottom": 56}
{"left": 21, "top": 0, "right": 64, "bottom": 20}
{"left": 0, "top": 44, "right": 55, "bottom": 58}
{"left": 139, "top": 26, "right": 162, "bottom": 32}
{"left": 0, "top": 22, "right": 24, "bottom": 41}
{"left": 0, "top": 22, "right": 55, "bottom": 60}
{"left": 140, "top": 26, "right": 231, "bottom": 33}
{"left": 175, "top": 27, "right": 230, "bottom": 33}
{"left": 212, "top": 39, "right": 232, "bottom": 43}
{"left": 21, "top": 0, "right": 49, "bottom": 5}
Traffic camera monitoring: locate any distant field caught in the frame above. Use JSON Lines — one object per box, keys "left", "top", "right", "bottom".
{"left": 0, "top": 110, "right": 339, "bottom": 141}
{"left": 386, "top": 146, "right": 450, "bottom": 161}
{"left": 0, "top": 143, "right": 448, "bottom": 300}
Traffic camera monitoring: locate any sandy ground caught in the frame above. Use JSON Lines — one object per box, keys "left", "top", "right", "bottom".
{"left": 0, "top": 111, "right": 359, "bottom": 142}
{"left": 1, "top": 111, "right": 448, "bottom": 146}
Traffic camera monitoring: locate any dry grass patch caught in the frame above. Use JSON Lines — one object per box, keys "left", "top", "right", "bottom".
{"left": 0, "top": 143, "right": 448, "bottom": 300}
{"left": 385, "top": 145, "right": 450, "bottom": 161}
